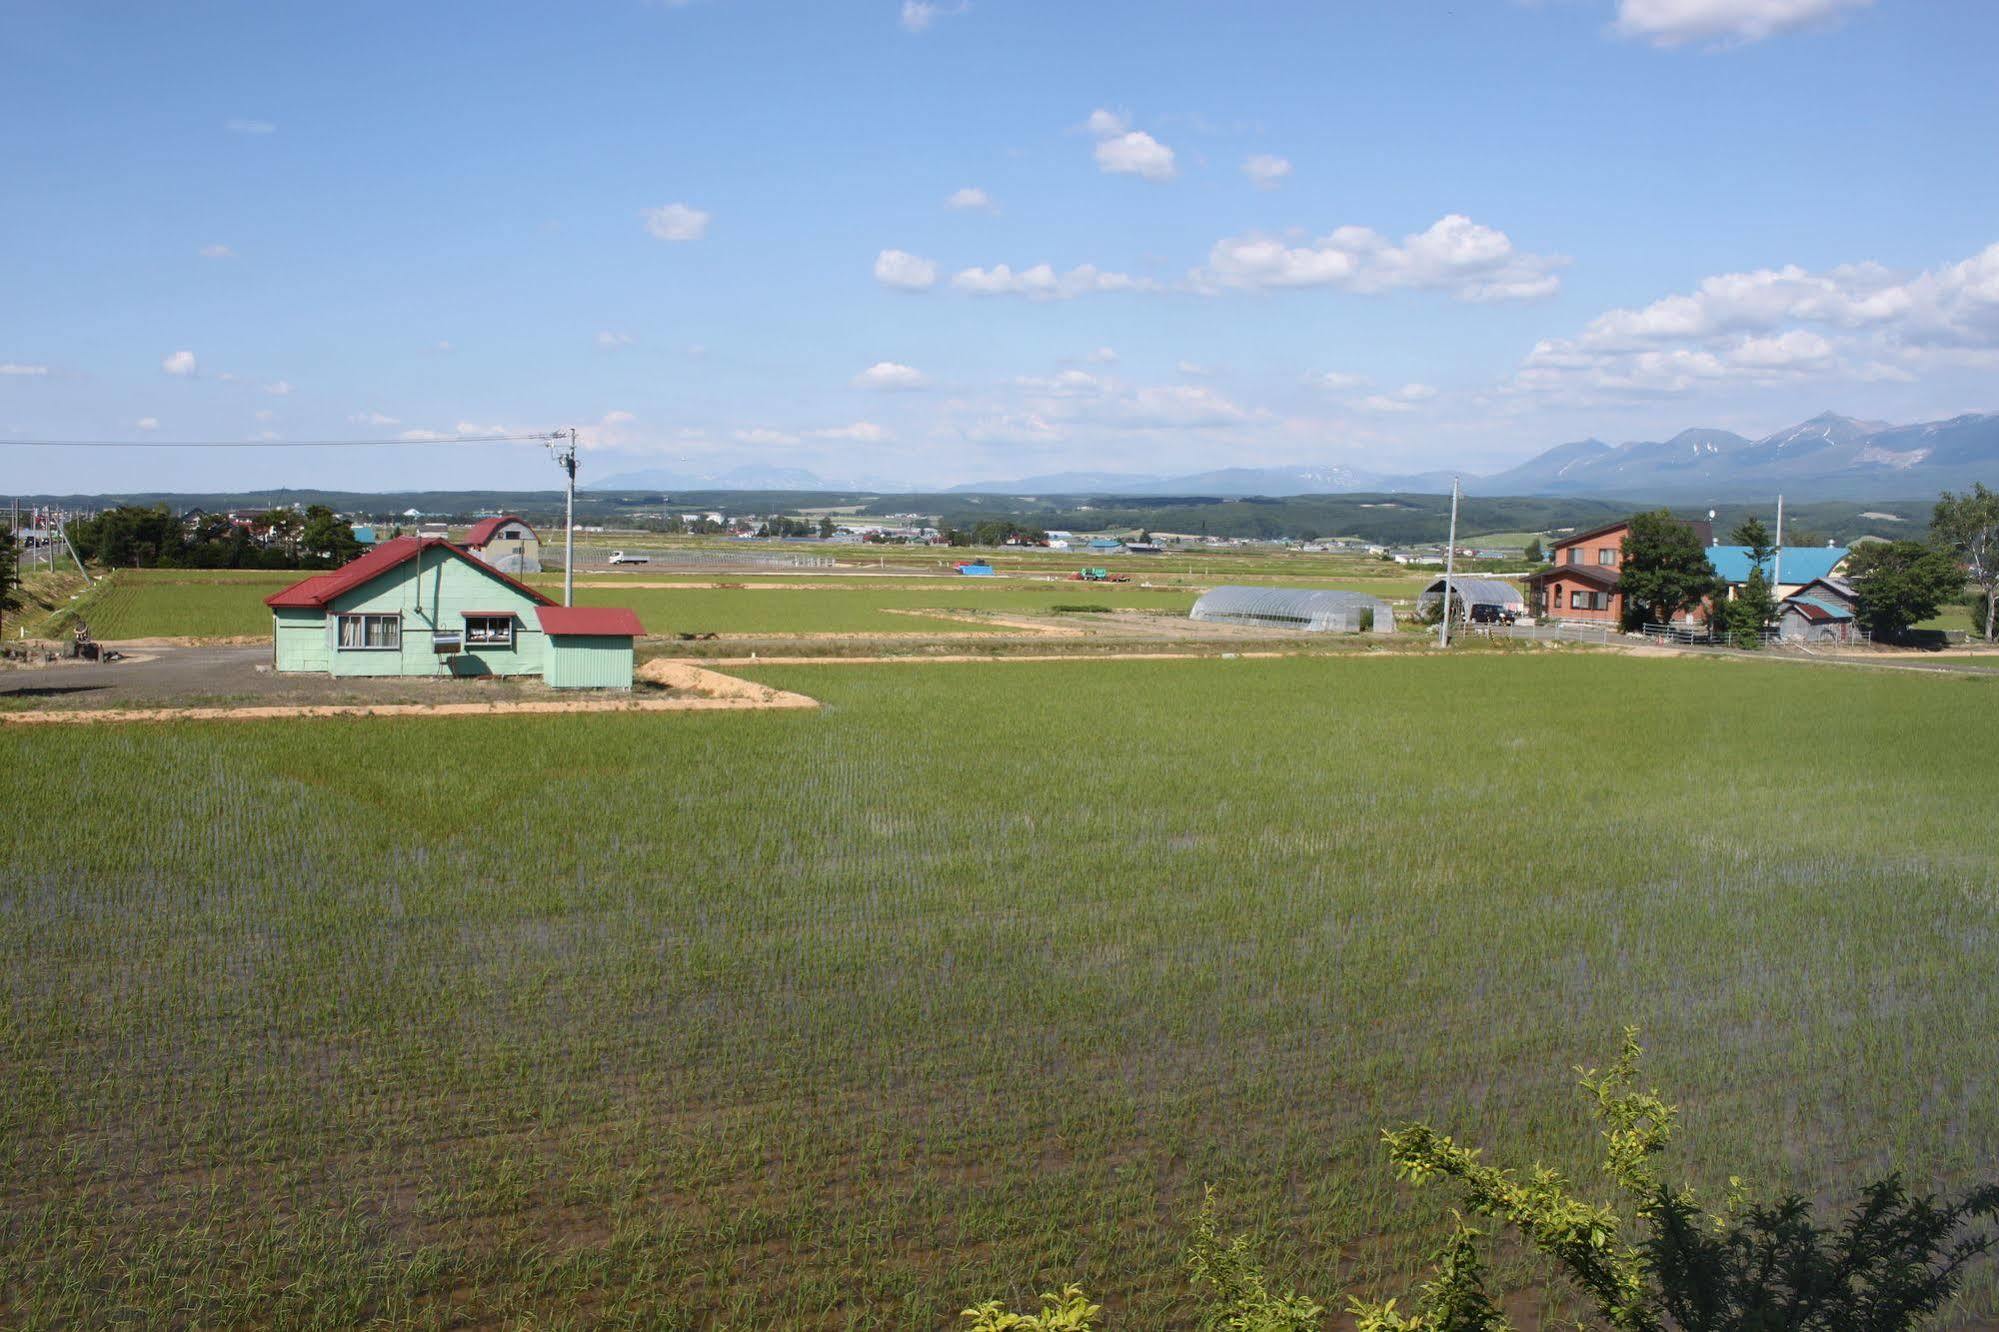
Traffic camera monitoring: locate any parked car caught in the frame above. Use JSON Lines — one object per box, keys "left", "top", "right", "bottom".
{"left": 607, "top": 550, "right": 650, "bottom": 565}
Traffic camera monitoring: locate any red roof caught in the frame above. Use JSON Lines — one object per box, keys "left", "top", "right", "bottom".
{"left": 463, "top": 514, "right": 535, "bottom": 548}
{"left": 535, "top": 605, "right": 645, "bottom": 637}
{"left": 264, "top": 537, "right": 556, "bottom": 610}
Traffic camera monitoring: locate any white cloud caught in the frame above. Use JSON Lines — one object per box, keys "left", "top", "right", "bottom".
{"left": 946, "top": 186, "right": 995, "bottom": 212}
{"left": 596, "top": 330, "right": 635, "bottom": 348}
{"left": 1085, "top": 346, "right": 1119, "bottom": 363}
{"left": 199, "top": 243, "right": 235, "bottom": 259}
{"left": 572, "top": 410, "right": 641, "bottom": 451}
{"left": 811, "top": 421, "right": 893, "bottom": 442}
{"left": 1194, "top": 213, "right": 1566, "bottom": 302}
{"left": 642, "top": 202, "right": 710, "bottom": 242}
{"left": 1004, "top": 371, "right": 1257, "bottom": 431}
{"left": 734, "top": 426, "right": 800, "bottom": 446}
{"left": 874, "top": 248, "right": 939, "bottom": 290}
{"left": 351, "top": 411, "right": 400, "bottom": 427}
{"left": 255, "top": 409, "right": 276, "bottom": 422}
{"left": 1095, "top": 129, "right": 1177, "bottom": 182}
{"left": 134, "top": 417, "right": 159, "bottom": 431}
{"left": 1355, "top": 383, "right": 1439, "bottom": 413}
{"left": 265, "top": 380, "right": 293, "bottom": 395}
{"left": 1177, "top": 360, "right": 1211, "bottom": 377}
{"left": 1613, "top": 0, "right": 1873, "bottom": 48}
{"left": 224, "top": 118, "right": 275, "bottom": 134}
{"left": 1242, "top": 154, "right": 1292, "bottom": 189}
{"left": 952, "top": 262, "right": 1153, "bottom": 300}
{"left": 853, "top": 361, "right": 930, "bottom": 390}
{"left": 161, "top": 350, "right": 197, "bottom": 377}
{"left": 1084, "top": 108, "right": 1128, "bottom": 136}
{"left": 400, "top": 421, "right": 517, "bottom": 443}
{"left": 0, "top": 362, "right": 49, "bottom": 376}
{"left": 1014, "top": 369, "right": 1106, "bottom": 396}
{"left": 1514, "top": 240, "right": 1999, "bottom": 401}
{"left": 1308, "top": 370, "right": 1370, "bottom": 390}
{"left": 434, "top": 340, "right": 454, "bottom": 352}
{"left": 900, "top": 0, "right": 967, "bottom": 32}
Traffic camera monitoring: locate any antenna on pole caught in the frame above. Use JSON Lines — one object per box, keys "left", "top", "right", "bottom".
{"left": 547, "top": 429, "right": 579, "bottom": 607}
{"left": 1437, "top": 475, "right": 1460, "bottom": 649}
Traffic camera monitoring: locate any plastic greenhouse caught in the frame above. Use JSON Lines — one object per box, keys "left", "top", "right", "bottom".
{"left": 1188, "top": 585, "right": 1395, "bottom": 633}
{"left": 1417, "top": 576, "right": 1525, "bottom": 617}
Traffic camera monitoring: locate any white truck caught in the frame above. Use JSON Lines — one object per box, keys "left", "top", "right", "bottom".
{"left": 607, "top": 550, "right": 650, "bottom": 566}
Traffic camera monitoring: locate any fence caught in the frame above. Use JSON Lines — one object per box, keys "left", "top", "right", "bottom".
{"left": 1477, "top": 621, "right": 1616, "bottom": 645}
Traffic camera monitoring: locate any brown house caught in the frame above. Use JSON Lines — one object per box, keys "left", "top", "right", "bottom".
{"left": 1527, "top": 517, "right": 1712, "bottom": 624}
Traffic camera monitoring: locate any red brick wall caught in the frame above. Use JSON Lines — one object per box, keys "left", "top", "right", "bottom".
{"left": 1538, "top": 573, "right": 1620, "bottom": 621}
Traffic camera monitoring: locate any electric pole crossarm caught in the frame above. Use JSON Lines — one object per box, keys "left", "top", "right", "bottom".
{"left": 548, "top": 429, "right": 579, "bottom": 607}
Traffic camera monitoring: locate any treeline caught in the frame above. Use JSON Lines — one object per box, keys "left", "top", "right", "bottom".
{"left": 936, "top": 519, "right": 1048, "bottom": 547}
{"left": 67, "top": 504, "right": 363, "bottom": 570}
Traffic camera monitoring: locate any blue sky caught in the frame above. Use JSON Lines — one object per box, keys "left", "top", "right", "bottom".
{"left": 5, "top": 0, "right": 1998, "bottom": 493}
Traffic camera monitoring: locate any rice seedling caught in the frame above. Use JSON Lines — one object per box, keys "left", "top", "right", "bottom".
{"left": 1, "top": 654, "right": 1993, "bottom": 1328}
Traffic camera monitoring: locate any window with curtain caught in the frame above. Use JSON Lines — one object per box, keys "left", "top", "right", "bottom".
{"left": 336, "top": 614, "right": 401, "bottom": 650}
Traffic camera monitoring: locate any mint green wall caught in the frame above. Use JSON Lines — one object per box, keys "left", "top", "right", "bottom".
{"left": 544, "top": 635, "right": 634, "bottom": 690}
{"left": 271, "top": 550, "right": 549, "bottom": 679}
{"left": 272, "top": 606, "right": 329, "bottom": 673}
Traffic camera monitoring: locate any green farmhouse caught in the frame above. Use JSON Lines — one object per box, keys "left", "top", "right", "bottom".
{"left": 265, "top": 537, "right": 643, "bottom": 689}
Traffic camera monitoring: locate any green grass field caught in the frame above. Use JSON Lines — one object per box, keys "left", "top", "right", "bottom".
{"left": 56, "top": 570, "right": 300, "bottom": 638}
{"left": 3, "top": 654, "right": 1996, "bottom": 1327}
{"left": 575, "top": 581, "right": 1199, "bottom": 635}
{"left": 57, "top": 568, "right": 1206, "bottom": 640}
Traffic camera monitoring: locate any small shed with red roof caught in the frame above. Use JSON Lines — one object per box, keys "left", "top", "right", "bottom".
{"left": 264, "top": 537, "right": 642, "bottom": 688}
{"left": 461, "top": 514, "right": 541, "bottom": 574}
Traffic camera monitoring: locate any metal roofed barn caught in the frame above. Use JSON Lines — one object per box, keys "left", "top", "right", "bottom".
{"left": 1417, "top": 576, "right": 1527, "bottom": 617}
{"left": 1189, "top": 585, "right": 1395, "bottom": 633}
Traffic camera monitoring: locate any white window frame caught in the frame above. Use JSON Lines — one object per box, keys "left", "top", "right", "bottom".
{"left": 464, "top": 614, "right": 515, "bottom": 648}
{"left": 335, "top": 613, "right": 402, "bottom": 651}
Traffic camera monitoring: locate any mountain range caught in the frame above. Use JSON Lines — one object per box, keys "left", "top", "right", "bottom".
{"left": 1476, "top": 412, "right": 1999, "bottom": 500}
{"left": 590, "top": 411, "right": 1999, "bottom": 501}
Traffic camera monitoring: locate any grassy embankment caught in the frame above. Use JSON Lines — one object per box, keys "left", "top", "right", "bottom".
{"left": 2, "top": 654, "right": 1996, "bottom": 1327}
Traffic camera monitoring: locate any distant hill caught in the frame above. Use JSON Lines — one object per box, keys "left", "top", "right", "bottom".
{"left": 1479, "top": 412, "right": 1999, "bottom": 500}
{"left": 948, "top": 463, "right": 1456, "bottom": 497}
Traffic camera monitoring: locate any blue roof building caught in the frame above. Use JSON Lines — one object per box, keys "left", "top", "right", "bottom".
{"left": 1707, "top": 545, "right": 1849, "bottom": 589}
{"left": 351, "top": 524, "right": 378, "bottom": 546}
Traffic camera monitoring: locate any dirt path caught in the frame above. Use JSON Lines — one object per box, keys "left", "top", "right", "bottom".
{"left": 2, "top": 691, "right": 819, "bottom": 727}
{"left": 689, "top": 650, "right": 1328, "bottom": 666}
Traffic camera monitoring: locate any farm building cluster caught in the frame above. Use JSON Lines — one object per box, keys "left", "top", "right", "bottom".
{"left": 1186, "top": 513, "right": 1865, "bottom": 642}
{"left": 1524, "top": 517, "right": 1858, "bottom": 641}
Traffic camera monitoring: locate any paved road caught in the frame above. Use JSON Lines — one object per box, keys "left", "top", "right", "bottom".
{"left": 1, "top": 645, "right": 557, "bottom": 710}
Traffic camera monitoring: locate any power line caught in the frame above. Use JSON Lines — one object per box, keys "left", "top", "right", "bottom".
{"left": 0, "top": 433, "right": 556, "bottom": 449}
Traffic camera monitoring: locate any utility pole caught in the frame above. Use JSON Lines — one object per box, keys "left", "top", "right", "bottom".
{"left": 1437, "top": 475, "right": 1460, "bottom": 648}
{"left": 550, "top": 428, "right": 579, "bottom": 607}
{"left": 1772, "top": 493, "right": 1784, "bottom": 593}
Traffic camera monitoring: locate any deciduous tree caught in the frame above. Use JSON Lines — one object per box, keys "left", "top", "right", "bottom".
{"left": 0, "top": 525, "right": 20, "bottom": 640}
{"left": 1847, "top": 540, "right": 1965, "bottom": 640}
{"left": 1932, "top": 484, "right": 1999, "bottom": 642}
{"left": 1618, "top": 510, "right": 1718, "bottom": 630}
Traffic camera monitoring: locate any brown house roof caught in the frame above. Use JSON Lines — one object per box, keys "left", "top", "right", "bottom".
{"left": 1528, "top": 563, "right": 1622, "bottom": 589}
{"left": 1550, "top": 515, "right": 1713, "bottom": 553}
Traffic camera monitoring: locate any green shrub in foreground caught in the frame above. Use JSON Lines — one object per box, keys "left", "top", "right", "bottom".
{"left": 970, "top": 1033, "right": 1999, "bottom": 1332}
